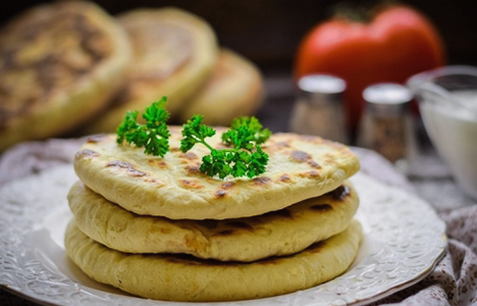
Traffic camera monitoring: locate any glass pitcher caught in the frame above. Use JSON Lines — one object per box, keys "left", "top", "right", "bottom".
{"left": 407, "top": 65, "right": 477, "bottom": 200}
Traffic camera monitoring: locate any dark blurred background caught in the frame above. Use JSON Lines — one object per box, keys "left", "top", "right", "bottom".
{"left": 3, "top": 0, "right": 475, "bottom": 132}
{"left": 1, "top": 0, "right": 476, "bottom": 71}
{"left": 1, "top": 0, "right": 476, "bottom": 134}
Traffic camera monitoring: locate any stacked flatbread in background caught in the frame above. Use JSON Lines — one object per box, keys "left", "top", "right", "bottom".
{"left": 0, "top": 2, "right": 264, "bottom": 150}
{"left": 86, "top": 7, "right": 264, "bottom": 133}
{"left": 66, "top": 127, "right": 363, "bottom": 301}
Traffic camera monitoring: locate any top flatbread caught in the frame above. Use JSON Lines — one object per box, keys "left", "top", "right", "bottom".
{"left": 74, "top": 127, "right": 359, "bottom": 219}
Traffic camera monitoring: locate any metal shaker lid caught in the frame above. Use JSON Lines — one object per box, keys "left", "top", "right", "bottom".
{"left": 297, "top": 74, "right": 346, "bottom": 105}
{"left": 363, "top": 83, "right": 413, "bottom": 114}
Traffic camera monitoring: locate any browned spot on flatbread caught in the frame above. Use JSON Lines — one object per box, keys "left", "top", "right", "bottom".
{"left": 183, "top": 152, "right": 198, "bottom": 160}
{"left": 310, "top": 204, "right": 332, "bottom": 211}
{"left": 86, "top": 134, "right": 106, "bottom": 143}
{"left": 106, "top": 160, "right": 128, "bottom": 168}
{"left": 75, "top": 149, "right": 99, "bottom": 159}
{"left": 148, "top": 159, "right": 168, "bottom": 169}
{"left": 148, "top": 225, "right": 171, "bottom": 234}
{"left": 185, "top": 164, "right": 201, "bottom": 175}
{"left": 221, "top": 182, "right": 235, "bottom": 189}
{"left": 179, "top": 152, "right": 199, "bottom": 164}
{"left": 143, "top": 178, "right": 164, "bottom": 186}
{"left": 297, "top": 170, "right": 320, "bottom": 178}
{"left": 252, "top": 176, "right": 271, "bottom": 186}
{"left": 307, "top": 160, "right": 322, "bottom": 169}
{"left": 184, "top": 234, "right": 206, "bottom": 252}
{"left": 106, "top": 160, "right": 146, "bottom": 177}
{"left": 328, "top": 185, "right": 350, "bottom": 201}
{"left": 278, "top": 174, "right": 292, "bottom": 183}
{"left": 160, "top": 227, "right": 171, "bottom": 234}
{"left": 290, "top": 150, "right": 311, "bottom": 162}
{"left": 226, "top": 221, "right": 254, "bottom": 230}
{"left": 215, "top": 189, "right": 227, "bottom": 198}
{"left": 179, "top": 179, "right": 203, "bottom": 189}
{"left": 263, "top": 208, "right": 292, "bottom": 218}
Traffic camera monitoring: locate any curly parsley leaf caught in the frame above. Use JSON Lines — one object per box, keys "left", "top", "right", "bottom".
{"left": 116, "top": 97, "right": 170, "bottom": 157}
{"left": 180, "top": 115, "right": 270, "bottom": 179}
{"left": 221, "top": 116, "right": 271, "bottom": 150}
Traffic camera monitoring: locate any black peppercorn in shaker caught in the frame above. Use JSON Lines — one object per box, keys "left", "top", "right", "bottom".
{"left": 358, "top": 83, "right": 414, "bottom": 163}
{"left": 290, "top": 74, "right": 348, "bottom": 143}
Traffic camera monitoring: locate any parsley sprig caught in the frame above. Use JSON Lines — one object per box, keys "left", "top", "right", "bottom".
{"left": 116, "top": 98, "right": 272, "bottom": 179}
{"left": 180, "top": 115, "right": 270, "bottom": 178}
{"left": 116, "top": 97, "right": 170, "bottom": 157}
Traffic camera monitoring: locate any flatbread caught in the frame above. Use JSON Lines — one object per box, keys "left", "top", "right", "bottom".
{"left": 87, "top": 7, "right": 217, "bottom": 132}
{"left": 65, "top": 220, "right": 362, "bottom": 301}
{"left": 0, "top": 1, "right": 131, "bottom": 151}
{"left": 74, "top": 128, "right": 359, "bottom": 219}
{"left": 179, "top": 49, "right": 264, "bottom": 126}
{"left": 69, "top": 180, "right": 358, "bottom": 261}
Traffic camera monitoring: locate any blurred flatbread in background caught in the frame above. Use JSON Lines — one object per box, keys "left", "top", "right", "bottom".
{"left": 0, "top": 1, "right": 131, "bottom": 151}
{"left": 180, "top": 49, "right": 264, "bottom": 125}
{"left": 87, "top": 7, "right": 218, "bottom": 133}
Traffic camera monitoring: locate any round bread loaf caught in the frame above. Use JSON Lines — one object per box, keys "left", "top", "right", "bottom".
{"left": 179, "top": 49, "right": 264, "bottom": 125}
{"left": 68, "top": 180, "right": 358, "bottom": 261}
{"left": 65, "top": 220, "right": 362, "bottom": 301}
{"left": 0, "top": 1, "right": 131, "bottom": 151}
{"left": 87, "top": 7, "right": 218, "bottom": 132}
{"left": 73, "top": 127, "right": 360, "bottom": 219}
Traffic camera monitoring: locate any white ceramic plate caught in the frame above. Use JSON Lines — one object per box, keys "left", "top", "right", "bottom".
{"left": 0, "top": 165, "right": 446, "bottom": 306}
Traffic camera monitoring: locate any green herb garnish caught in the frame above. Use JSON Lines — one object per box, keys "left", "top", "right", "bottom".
{"left": 116, "top": 97, "right": 170, "bottom": 157}
{"left": 180, "top": 115, "right": 270, "bottom": 179}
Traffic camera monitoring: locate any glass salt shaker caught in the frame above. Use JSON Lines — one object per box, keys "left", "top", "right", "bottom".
{"left": 358, "top": 83, "right": 415, "bottom": 164}
{"left": 290, "top": 74, "right": 348, "bottom": 143}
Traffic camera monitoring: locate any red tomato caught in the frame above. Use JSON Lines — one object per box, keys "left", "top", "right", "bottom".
{"left": 295, "top": 5, "right": 445, "bottom": 131}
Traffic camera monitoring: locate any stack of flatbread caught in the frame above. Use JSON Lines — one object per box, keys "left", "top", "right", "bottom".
{"left": 66, "top": 127, "right": 362, "bottom": 301}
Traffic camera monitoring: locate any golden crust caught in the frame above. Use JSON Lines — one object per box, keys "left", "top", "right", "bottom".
{"left": 69, "top": 180, "right": 358, "bottom": 261}
{"left": 0, "top": 1, "right": 132, "bottom": 150}
{"left": 179, "top": 49, "right": 264, "bottom": 125}
{"left": 73, "top": 128, "right": 360, "bottom": 219}
{"left": 65, "top": 220, "right": 362, "bottom": 301}
{"left": 87, "top": 7, "right": 218, "bottom": 132}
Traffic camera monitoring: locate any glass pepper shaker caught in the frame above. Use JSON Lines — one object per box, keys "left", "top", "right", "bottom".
{"left": 358, "top": 83, "right": 415, "bottom": 164}
{"left": 290, "top": 74, "right": 348, "bottom": 143}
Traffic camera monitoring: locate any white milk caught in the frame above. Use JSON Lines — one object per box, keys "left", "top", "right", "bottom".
{"left": 421, "top": 90, "right": 477, "bottom": 199}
